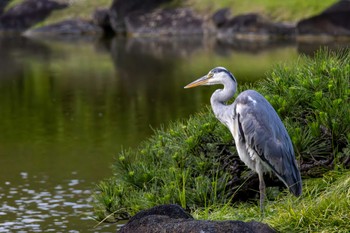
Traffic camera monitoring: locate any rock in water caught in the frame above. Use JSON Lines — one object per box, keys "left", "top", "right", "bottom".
{"left": 217, "top": 13, "right": 295, "bottom": 41}
{"left": 212, "top": 8, "right": 231, "bottom": 28}
{"left": 109, "top": 0, "right": 172, "bottom": 33}
{"left": 124, "top": 8, "right": 209, "bottom": 36}
{"left": 297, "top": 0, "right": 350, "bottom": 38}
{"left": 0, "top": 0, "right": 67, "bottom": 32}
{"left": 118, "top": 204, "right": 276, "bottom": 233}
{"left": 23, "top": 19, "right": 103, "bottom": 38}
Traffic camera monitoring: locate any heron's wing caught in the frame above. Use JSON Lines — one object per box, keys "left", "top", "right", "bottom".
{"left": 235, "top": 91, "right": 302, "bottom": 196}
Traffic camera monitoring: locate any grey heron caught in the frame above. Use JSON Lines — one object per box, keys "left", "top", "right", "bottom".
{"left": 184, "top": 67, "right": 302, "bottom": 211}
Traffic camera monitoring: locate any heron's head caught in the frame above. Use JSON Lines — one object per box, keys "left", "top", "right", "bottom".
{"left": 184, "top": 67, "right": 236, "bottom": 89}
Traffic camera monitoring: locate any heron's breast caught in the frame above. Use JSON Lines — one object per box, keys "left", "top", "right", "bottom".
{"left": 235, "top": 140, "right": 257, "bottom": 171}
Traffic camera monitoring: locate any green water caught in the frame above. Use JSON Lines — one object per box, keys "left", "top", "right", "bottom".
{"left": 0, "top": 35, "right": 300, "bottom": 231}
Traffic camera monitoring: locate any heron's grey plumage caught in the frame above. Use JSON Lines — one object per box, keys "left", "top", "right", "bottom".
{"left": 185, "top": 67, "right": 302, "bottom": 211}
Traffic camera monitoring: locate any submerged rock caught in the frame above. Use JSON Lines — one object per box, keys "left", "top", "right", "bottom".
{"left": 297, "top": 0, "right": 350, "bottom": 39}
{"left": 118, "top": 204, "right": 276, "bottom": 233}
{"left": 23, "top": 19, "right": 103, "bottom": 38}
{"left": 0, "top": 0, "right": 67, "bottom": 32}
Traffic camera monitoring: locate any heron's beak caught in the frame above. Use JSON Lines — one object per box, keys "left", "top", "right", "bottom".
{"left": 184, "top": 75, "right": 209, "bottom": 89}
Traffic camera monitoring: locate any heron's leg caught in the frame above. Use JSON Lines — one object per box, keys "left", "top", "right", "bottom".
{"left": 258, "top": 172, "right": 266, "bottom": 213}
{"left": 256, "top": 163, "right": 266, "bottom": 214}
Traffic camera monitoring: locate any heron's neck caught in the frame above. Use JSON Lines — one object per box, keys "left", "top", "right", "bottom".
{"left": 210, "top": 79, "right": 237, "bottom": 123}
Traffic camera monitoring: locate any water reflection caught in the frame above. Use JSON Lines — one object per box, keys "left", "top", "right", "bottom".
{"left": 0, "top": 35, "right": 51, "bottom": 82}
{"left": 1, "top": 34, "right": 347, "bottom": 231}
{"left": 297, "top": 40, "right": 350, "bottom": 55}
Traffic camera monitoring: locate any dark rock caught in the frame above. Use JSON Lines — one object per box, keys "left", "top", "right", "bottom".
{"left": 23, "top": 19, "right": 103, "bottom": 37}
{"left": 212, "top": 8, "right": 231, "bottom": 28}
{"left": 218, "top": 13, "right": 295, "bottom": 41}
{"left": 323, "top": 0, "right": 350, "bottom": 13}
{"left": 118, "top": 204, "right": 276, "bottom": 233}
{"left": 92, "top": 8, "right": 113, "bottom": 34}
{"left": 124, "top": 8, "right": 211, "bottom": 36}
{"left": 0, "top": 0, "right": 67, "bottom": 32}
{"left": 0, "top": 0, "right": 11, "bottom": 16}
{"left": 126, "top": 204, "right": 193, "bottom": 222}
{"left": 109, "top": 0, "right": 172, "bottom": 33}
{"left": 297, "top": 0, "right": 350, "bottom": 38}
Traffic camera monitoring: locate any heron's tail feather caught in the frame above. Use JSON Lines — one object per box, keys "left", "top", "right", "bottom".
{"left": 278, "top": 162, "right": 302, "bottom": 197}
{"left": 262, "top": 140, "right": 302, "bottom": 197}
{"left": 287, "top": 176, "right": 302, "bottom": 197}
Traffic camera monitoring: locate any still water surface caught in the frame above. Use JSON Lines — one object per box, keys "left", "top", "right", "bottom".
{"left": 0, "top": 35, "right": 329, "bottom": 231}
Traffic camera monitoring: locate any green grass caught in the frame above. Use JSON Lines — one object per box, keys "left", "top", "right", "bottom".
{"left": 188, "top": 0, "right": 338, "bottom": 22}
{"left": 92, "top": 48, "right": 350, "bottom": 232}
{"left": 194, "top": 170, "right": 350, "bottom": 232}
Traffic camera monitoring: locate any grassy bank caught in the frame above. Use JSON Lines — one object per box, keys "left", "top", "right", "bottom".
{"left": 194, "top": 170, "right": 350, "bottom": 232}
{"left": 188, "top": 0, "right": 337, "bottom": 22}
{"left": 5, "top": 0, "right": 338, "bottom": 27}
{"left": 92, "top": 49, "right": 349, "bottom": 231}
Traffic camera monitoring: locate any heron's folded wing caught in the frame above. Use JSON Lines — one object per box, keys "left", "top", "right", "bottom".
{"left": 236, "top": 102, "right": 302, "bottom": 196}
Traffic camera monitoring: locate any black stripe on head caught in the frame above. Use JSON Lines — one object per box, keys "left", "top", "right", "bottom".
{"left": 210, "top": 67, "right": 236, "bottom": 82}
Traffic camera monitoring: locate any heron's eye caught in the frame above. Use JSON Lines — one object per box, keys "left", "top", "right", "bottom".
{"left": 207, "top": 72, "right": 213, "bottom": 79}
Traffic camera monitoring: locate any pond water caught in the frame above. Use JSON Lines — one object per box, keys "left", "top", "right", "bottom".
{"left": 0, "top": 35, "right": 345, "bottom": 232}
